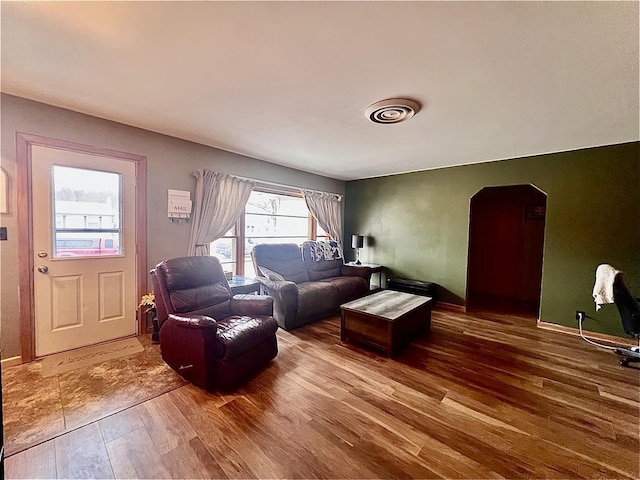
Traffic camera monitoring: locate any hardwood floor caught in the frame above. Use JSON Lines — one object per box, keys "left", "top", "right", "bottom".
{"left": 5, "top": 309, "right": 639, "bottom": 479}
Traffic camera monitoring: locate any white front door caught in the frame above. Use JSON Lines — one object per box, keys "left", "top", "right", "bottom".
{"left": 31, "top": 145, "right": 137, "bottom": 356}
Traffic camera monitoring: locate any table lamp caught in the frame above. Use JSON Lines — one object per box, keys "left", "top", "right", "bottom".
{"left": 351, "top": 234, "right": 364, "bottom": 265}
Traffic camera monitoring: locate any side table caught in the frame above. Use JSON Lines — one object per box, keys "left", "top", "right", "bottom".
{"left": 347, "top": 262, "right": 383, "bottom": 292}
{"left": 228, "top": 276, "right": 261, "bottom": 294}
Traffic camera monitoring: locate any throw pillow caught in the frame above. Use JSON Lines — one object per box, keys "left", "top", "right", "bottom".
{"left": 258, "top": 265, "right": 286, "bottom": 282}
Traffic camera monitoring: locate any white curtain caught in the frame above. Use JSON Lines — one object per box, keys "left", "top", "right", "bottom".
{"left": 302, "top": 190, "right": 343, "bottom": 244}
{"left": 188, "top": 170, "right": 255, "bottom": 256}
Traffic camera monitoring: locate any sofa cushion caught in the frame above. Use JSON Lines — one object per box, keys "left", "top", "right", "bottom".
{"left": 163, "top": 256, "right": 227, "bottom": 291}
{"left": 296, "top": 282, "right": 340, "bottom": 319}
{"left": 302, "top": 241, "right": 343, "bottom": 281}
{"left": 319, "top": 276, "right": 369, "bottom": 304}
{"left": 252, "top": 243, "right": 310, "bottom": 283}
{"left": 160, "top": 256, "right": 233, "bottom": 318}
{"left": 169, "top": 283, "right": 232, "bottom": 315}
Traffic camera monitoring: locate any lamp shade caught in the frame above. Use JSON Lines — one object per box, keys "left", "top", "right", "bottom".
{"left": 351, "top": 234, "right": 364, "bottom": 249}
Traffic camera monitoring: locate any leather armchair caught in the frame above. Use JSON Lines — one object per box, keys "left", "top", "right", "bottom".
{"left": 151, "top": 256, "right": 278, "bottom": 390}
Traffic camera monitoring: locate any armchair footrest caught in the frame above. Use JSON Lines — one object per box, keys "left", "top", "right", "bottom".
{"left": 216, "top": 316, "right": 279, "bottom": 360}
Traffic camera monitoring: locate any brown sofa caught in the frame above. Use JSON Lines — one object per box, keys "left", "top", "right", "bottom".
{"left": 251, "top": 241, "right": 372, "bottom": 330}
{"left": 152, "top": 256, "right": 279, "bottom": 391}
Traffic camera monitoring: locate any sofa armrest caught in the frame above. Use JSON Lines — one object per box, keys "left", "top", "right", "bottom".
{"left": 231, "top": 294, "right": 274, "bottom": 316}
{"left": 256, "top": 277, "right": 297, "bottom": 294}
{"left": 167, "top": 314, "right": 217, "bottom": 329}
{"left": 342, "top": 264, "right": 372, "bottom": 281}
{"left": 255, "top": 277, "right": 298, "bottom": 328}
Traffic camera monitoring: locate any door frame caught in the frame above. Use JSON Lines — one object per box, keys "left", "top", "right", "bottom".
{"left": 465, "top": 183, "right": 547, "bottom": 317}
{"left": 16, "top": 133, "right": 147, "bottom": 362}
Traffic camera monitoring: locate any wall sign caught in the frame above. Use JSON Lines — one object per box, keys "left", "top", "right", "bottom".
{"left": 168, "top": 189, "right": 192, "bottom": 221}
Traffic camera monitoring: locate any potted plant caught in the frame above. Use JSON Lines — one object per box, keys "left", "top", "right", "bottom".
{"left": 138, "top": 292, "right": 159, "bottom": 343}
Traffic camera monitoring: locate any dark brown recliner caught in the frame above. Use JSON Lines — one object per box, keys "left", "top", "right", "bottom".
{"left": 151, "top": 256, "right": 278, "bottom": 391}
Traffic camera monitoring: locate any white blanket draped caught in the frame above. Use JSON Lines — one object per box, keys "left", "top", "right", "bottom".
{"left": 592, "top": 264, "right": 621, "bottom": 311}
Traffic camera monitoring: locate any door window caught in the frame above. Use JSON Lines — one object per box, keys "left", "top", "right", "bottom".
{"left": 51, "top": 166, "right": 122, "bottom": 258}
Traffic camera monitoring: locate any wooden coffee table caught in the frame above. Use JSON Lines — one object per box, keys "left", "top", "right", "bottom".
{"left": 340, "top": 290, "right": 432, "bottom": 356}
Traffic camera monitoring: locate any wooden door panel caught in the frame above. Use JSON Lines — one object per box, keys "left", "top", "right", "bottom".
{"left": 98, "top": 271, "right": 125, "bottom": 321}
{"left": 469, "top": 202, "right": 522, "bottom": 297}
{"left": 468, "top": 185, "right": 546, "bottom": 312}
{"left": 50, "top": 275, "right": 83, "bottom": 331}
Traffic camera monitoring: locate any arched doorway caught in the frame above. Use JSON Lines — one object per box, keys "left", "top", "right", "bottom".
{"left": 467, "top": 184, "right": 546, "bottom": 316}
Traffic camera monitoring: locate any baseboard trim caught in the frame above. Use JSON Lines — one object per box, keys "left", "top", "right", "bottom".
{"left": 435, "top": 302, "right": 466, "bottom": 313}
{"left": 1, "top": 356, "right": 23, "bottom": 367}
{"left": 537, "top": 320, "right": 637, "bottom": 347}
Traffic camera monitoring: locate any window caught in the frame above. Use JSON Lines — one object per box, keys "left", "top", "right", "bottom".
{"left": 210, "top": 185, "right": 330, "bottom": 276}
{"left": 52, "top": 166, "right": 122, "bottom": 258}
{"left": 316, "top": 223, "right": 330, "bottom": 242}
{"left": 210, "top": 225, "right": 238, "bottom": 274}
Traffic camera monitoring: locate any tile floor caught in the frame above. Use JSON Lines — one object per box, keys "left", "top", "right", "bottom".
{"left": 2, "top": 335, "right": 186, "bottom": 456}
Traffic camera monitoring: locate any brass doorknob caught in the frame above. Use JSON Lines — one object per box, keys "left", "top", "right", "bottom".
{"left": 37, "top": 265, "right": 49, "bottom": 274}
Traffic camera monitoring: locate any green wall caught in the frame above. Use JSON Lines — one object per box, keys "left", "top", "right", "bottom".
{"left": 345, "top": 142, "right": 640, "bottom": 337}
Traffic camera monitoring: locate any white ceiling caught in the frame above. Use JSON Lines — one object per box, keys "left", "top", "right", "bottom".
{"left": 2, "top": 1, "right": 638, "bottom": 181}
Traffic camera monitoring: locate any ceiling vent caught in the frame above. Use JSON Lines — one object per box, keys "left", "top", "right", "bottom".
{"left": 365, "top": 98, "right": 421, "bottom": 124}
